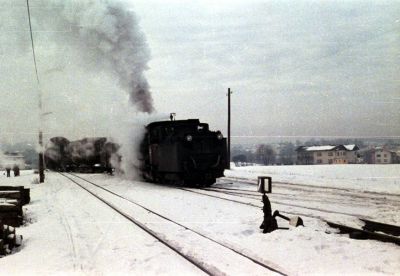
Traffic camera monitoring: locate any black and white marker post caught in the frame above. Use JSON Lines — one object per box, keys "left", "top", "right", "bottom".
{"left": 258, "top": 176, "right": 278, "bottom": 233}
{"left": 257, "top": 176, "right": 304, "bottom": 233}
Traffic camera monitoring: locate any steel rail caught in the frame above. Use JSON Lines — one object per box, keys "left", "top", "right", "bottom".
{"left": 63, "top": 173, "right": 288, "bottom": 276}
{"left": 59, "top": 173, "right": 213, "bottom": 276}
{"left": 222, "top": 177, "right": 400, "bottom": 201}
{"left": 181, "top": 187, "right": 369, "bottom": 220}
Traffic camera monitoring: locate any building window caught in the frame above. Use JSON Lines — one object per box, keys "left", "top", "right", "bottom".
{"left": 328, "top": 152, "right": 333, "bottom": 156}
{"left": 336, "top": 152, "right": 339, "bottom": 156}
{"left": 377, "top": 159, "right": 381, "bottom": 163}
{"left": 377, "top": 154, "right": 381, "bottom": 157}
{"left": 317, "top": 159, "right": 322, "bottom": 164}
{"left": 384, "top": 154, "right": 387, "bottom": 157}
{"left": 343, "top": 152, "right": 346, "bottom": 156}
{"left": 328, "top": 159, "right": 333, "bottom": 164}
{"left": 384, "top": 159, "right": 388, "bottom": 163}
{"left": 317, "top": 152, "right": 322, "bottom": 157}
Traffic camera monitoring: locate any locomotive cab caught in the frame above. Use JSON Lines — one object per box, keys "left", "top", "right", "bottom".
{"left": 141, "top": 119, "right": 227, "bottom": 186}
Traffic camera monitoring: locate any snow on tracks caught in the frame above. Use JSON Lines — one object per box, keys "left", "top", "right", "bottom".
{"left": 216, "top": 178, "right": 400, "bottom": 224}
{"left": 61, "top": 172, "right": 288, "bottom": 276}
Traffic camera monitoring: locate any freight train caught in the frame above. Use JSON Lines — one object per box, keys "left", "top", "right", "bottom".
{"left": 140, "top": 119, "right": 228, "bottom": 186}
{"left": 45, "top": 118, "right": 228, "bottom": 186}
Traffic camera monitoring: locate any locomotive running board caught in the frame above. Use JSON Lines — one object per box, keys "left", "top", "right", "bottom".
{"left": 326, "top": 221, "right": 400, "bottom": 246}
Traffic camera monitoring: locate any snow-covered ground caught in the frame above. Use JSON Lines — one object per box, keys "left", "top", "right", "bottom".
{"left": 0, "top": 165, "right": 399, "bottom": 275}
{"left": 227, "top": 164, "right": 400, "bottom": 194}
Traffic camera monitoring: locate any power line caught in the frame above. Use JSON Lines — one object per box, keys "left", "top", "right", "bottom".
{"left": 26, "top": 0, "right": 40, "bottom": 84}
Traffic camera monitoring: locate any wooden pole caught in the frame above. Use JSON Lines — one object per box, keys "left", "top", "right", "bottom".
{"left": 227, "top": 88, "right": 232, "bottom": 169}
{"left": 39, "top": 130, "right": 44, "bottom": 183}
{"left": 26, "top": 0, "right": 45, "bottom": 183}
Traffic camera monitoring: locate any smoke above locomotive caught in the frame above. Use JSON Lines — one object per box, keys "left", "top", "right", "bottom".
{"left": 44, "top": 137, "right": 120, "bottom": 173}
{"left": 0, "top": 0, "right": 154, "bottom": 145}
{"left": 42, "top": 0, "right": 154, "bottom": 113}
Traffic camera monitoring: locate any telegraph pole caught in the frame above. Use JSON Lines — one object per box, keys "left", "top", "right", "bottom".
{"left": 227, "top": 88, "right": 232, "bottom": 169}
{"left": 26, "top": 0, "right": 44, "bottom": 182}
{"left": 39, "top": 123, "right": 45, "bottom": 183}
{"left": 38, "top": 90, "right": 44, "bottom": 183}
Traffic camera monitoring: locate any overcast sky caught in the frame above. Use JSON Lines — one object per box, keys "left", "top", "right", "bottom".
{"left": 0, "top": 0, "right": 399, "bottom": 145}
{"left": 132, "top": 0, "right": 400, "bottom": 140}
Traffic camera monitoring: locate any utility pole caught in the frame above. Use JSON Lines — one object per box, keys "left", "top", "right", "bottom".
{"left": 227, "top": 88, "right": 232, "bottom": 169}
{"left": 38, "top": 91, "right": 44, "bottom": 183}
{"left": 26, "top": 0, "right": 44, "bottom": 183}
{"left": 39, "top": 124, "right": 45, "bottom": 183}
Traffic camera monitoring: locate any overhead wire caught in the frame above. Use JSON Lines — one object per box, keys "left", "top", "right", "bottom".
{"left": 26, "top": 0, "right": 40, "bottom": 85}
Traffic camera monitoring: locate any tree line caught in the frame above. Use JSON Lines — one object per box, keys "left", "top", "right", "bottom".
{"left": 231, "top": 138, "right": 400, "bottom": 166}
{"left": 232, "top": 142, "right": 296, "bottom": 166}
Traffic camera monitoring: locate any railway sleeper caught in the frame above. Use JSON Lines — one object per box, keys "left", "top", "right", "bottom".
{"left": 326, "top": 221, "right": 400, "bottom": 246}
{"left": 361, "top": 219, "right": 400, "bottom": 237}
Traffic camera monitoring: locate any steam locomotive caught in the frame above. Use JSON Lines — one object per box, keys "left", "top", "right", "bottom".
{"left": 140, "top": 119, "right": 228, "bottom": 186}
{"left": 44, "top": 118, "right": 228, "bottom": 186}
{"left": 44, "top": 137, "right": 119, "bottom": 173}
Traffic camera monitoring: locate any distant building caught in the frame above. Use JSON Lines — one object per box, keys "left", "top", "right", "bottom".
{"left": 0, "top": 151, "right": 26, "bottom": 169}
{"left": 362, "top": 147, "right": 397, "bottom": 164}
{"left": 296, "top": 145, "right": 359, "bottom": 165}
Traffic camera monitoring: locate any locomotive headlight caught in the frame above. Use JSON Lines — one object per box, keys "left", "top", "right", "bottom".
{"left": 185, "top": 135, "right": 193, "bottom": 142}
{"left": 217, "top": 133, "right": 223, "bottom": 140}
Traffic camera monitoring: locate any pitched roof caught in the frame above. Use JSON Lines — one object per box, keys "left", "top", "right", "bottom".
{"left": 305, "top": 145, "right": 336, "bottom": 151}
{"left": 344, "top": 144, "right": 358, "bottom": 151}
{"left": 297, "top": 144, "right": 359, "bottom": 152}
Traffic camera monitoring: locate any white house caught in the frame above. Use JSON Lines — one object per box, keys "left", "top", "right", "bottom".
{"left": 296, "top": 144, "right": 359, "bottom": 165}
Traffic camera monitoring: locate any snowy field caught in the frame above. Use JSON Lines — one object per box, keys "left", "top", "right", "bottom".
{"left": 227, "top": 164, "right": 400, "bottom": 195}
{"left": 0, "top": 165, "right": 399, "bottom": 275}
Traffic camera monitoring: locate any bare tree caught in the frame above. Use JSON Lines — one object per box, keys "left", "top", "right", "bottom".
{"left": 232, "top": 154, "right": 247, "bottom": 163}
{"left": 279, "top": 142, "right": 296, "bottom": 165}
{"left": 256, "top": 144, "right": 276, "bottom": 165}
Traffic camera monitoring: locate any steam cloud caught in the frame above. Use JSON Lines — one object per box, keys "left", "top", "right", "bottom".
{"left": 49, "top": 0, "right": 154, "bottom": 113}
{"left": 0, "top": 0, "right": 158, "bottom": 177}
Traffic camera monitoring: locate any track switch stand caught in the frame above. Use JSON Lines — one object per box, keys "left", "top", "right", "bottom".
{"left": 257, "top": 176, "right": 304, "bottom": 233}
{"left": 258, "top": 177, "right": 277, "bottom": 233}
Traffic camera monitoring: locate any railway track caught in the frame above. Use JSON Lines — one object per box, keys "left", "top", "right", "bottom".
{"left": 205, "top": 186, "right": 376, "bottom": 217}
{"left": 326, "top": 220, "right": 400, "bottom": 246}
{"left": 207, "top": 186, "right": 365, "bottom": 206}
{"left": 59, "top": 173, "right": 288, "bottom": 276}
{"left": 179, "top": 186, "right": 370, "bottom": 220}
{"left": 213, "top": 180, "right": 400, "bottom": 222}
{"left": 221, "top": 177, "right": 400, "bottom": 205}
{"left": 181, "top": 183, "right": 400, "bottom": 246}
{"left": 212, "top": 184, "right": 395, "bottom": 216}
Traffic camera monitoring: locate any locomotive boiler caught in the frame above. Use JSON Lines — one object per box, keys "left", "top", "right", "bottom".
{"left": 140, "top": 119, "right": 228, "bottom": 186}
